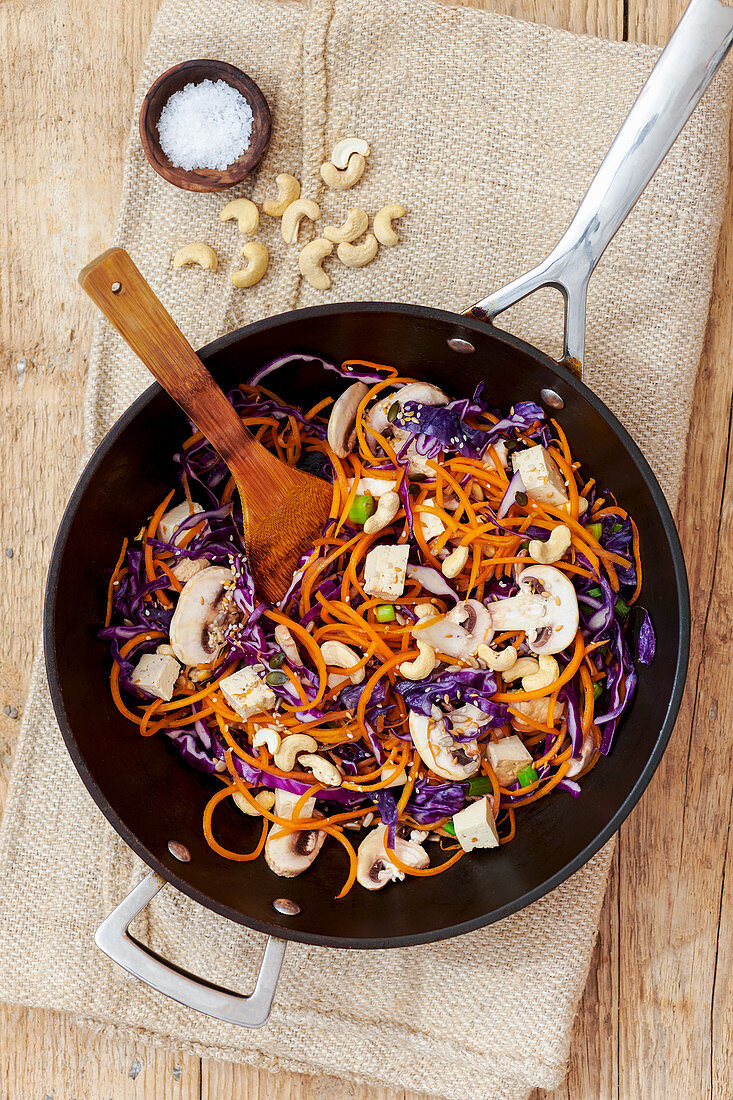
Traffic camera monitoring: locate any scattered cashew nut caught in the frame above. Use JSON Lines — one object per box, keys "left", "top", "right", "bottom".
{"left": 414, "top": 603, "right": 436, "bottom": 619}
{"left": 323, "top": 207, "right": 369, "bottom": 244}
{"left": 522, "top": 654, "right": 559, "bottom": 691}
{"left": 477, "top": 643, "right": 518, "bottom": 672}
{"left": 337, "top": 232, "right": 378, "bottom": 268}
{"left": 232, "top": 789, "right": 276, "bottom": 816}
{"left": 400, "top": 641, "right": 437, "bottom": 680}
{"left": 442, "top": 545, "right": 469, "bottom": 578}
{"left": 298, "top": 753, "right": 343, "bottom": 787}
{"left": 321, "top": 154, "right": 367, "bottom": 190}
{"left": 529, "top": 524, "right": 572, "bottom": 565}
{"left": 363, "top": 490, "right": 400, "bottom": 534}
{"left": 172, "top": 243, "right": 218, "bottom": 271}
{"left": 320, "top": 640, "right": 365, "bottom": 687}
{"left": 299, "top": 238, "right": 333, "bottom": 289}
{"left": 274, "top": 733, "right": 318, "bottom": 771}
{"left": 373, "top": 203, "right": 405, "bottom": 247}
{"left": 331, "top": 137, "right": 371, "bottom": 169}
{"left": 252, "top": 726, "right": 282, "bottom": 754}
{"left": 219, "top": 198, "right": 259, "bottom": 235}
{"left": 229, "top": 242, "right": 269, "bottom": 288}
{"left": 281, "top": 198, "right": 321, "bottom": 244}
{"left": 262, "top": 173, "right": 301, "bottom": 217}
{"left": 501, "top": 656, "right": 541, "bottom": 683}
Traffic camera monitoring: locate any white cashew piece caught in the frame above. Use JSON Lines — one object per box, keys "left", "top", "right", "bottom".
{"left": 298, "top": 753, "right": 343, "bottom": 787}
{"left": 232, "top": 789, "right": 276, "bottom": 816}
{"left": 501, "top": 656, "right": 541, "bottom": 683}
{"left": 522, "top": 654, "right": 560, "bottom": 691}
{"left": 476, "top": 643, "right": 518, "bottom": 672}
{"left": 219, "top": 198, "right": 259, "bottom": 235}
{"left": 172, "top": 243, "right": 218, "bottom": 271}
{"left": 400, "top": 641, "right": 437, "bottom": 680}
{"left": 320, "top": 153, "right": 367, "bottom": 191}
{"left": 281, "top": 198, "right": 321, "bottom": 244}
{"left": 414, "top": 603, "right": 436, "bottom": 619}
{"left": 442, "top": 545, "right": 469, "bottom": 578}
{"left": 262, "top": 173, "right": 301, "bottom": 217}
{"left": 373, "top": 203, "right": 405, "bottom": 247}
{"left": 274, "top": 733, "right": 318, "bottom": 771}
{"left": 331, "top": 137, "right": 371, "bottom": 169}
{"left": 320, "top": 640, "right": 365, "bottom": 687}
{"left": 559, "top": 496, "right": 589, "bottom": 517}
{"left": 363, "top": 490, "right": 400, "bottom": 534}
{"left": 323, "top": 207, "right": 369, "bottom": 244}
{"left": 337, "top": 232, "right": 378, "bottom": 268}
{"left": 252, "top": 726, "right": 282, "bottom": 754}
{"left": 299, "top": 238, "right": 333, "bottom": 290}
{"left": 229, "top": 242, "right": 269, "bottom": 288}
{"left": 529, "top": 524, "right": 572, "bottom": 565}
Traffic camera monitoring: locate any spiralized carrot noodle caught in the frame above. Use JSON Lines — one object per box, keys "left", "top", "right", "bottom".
{"left": 101, "top": 355, "right": 650, "bottom": 894}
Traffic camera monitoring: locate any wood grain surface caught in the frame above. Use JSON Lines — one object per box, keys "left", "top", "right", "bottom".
{"left": 0, "top": 0, "right": 730, "bottom": 1098}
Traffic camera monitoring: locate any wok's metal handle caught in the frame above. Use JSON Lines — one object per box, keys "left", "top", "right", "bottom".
{"left": 95, "top": 870, "right": 286, "bottom": 1027}
{"left": 465, "top": 0, "right": 733, "bottom": 376}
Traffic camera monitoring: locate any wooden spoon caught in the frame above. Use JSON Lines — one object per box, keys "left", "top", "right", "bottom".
{"left": 79, "top": 248, "right": 333, "bottom": 605}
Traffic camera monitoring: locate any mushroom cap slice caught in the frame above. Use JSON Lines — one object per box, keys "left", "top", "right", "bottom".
{"left": 486, "top": 564, "right": 579, "bottom": 655}
{"left": 327, "top": 381, "right": 369, "bottom": 458}
{"left": 169, "top": 565, "right": 238, "bottom": 666}
{"left": 264, "top": 789, "right": 326, "bottom": 878}
{"left": 408, "top": 709, "right": 481, "bottom": 781}
{"left": 366, "top": 381, "right": 449, "bottom": 436}
{"left": 414, "top": 598, "right": 493, "bottom": 659}
{"left": 356, "top": 824, "right": 429, "bottom": 890}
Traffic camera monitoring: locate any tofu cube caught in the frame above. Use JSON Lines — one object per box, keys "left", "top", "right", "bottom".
{"left": 157, "top": 501, "right": 204, "bottom": 546}
{"left": 510, "top": 697, "right": 565, "bottom": 731}
{"left": 453, "top": 797, "right": 500, "bottom": 852}
{"left": 418, "top": 497, "right": 446, "bottom": 543}
{"left": 220, "top": 666, "right": 277, "bottom": 720}
{"left": 487, "top": 734, "right": 534, "bottom": 786}
{"left": 512, "top": 445, "right": 568, "bottom": 507}
{"left": 363, "top": 543, "right": 410, "bottom": 600}
{"left": 131, "top": 652, "right": 180, "bottom": 701}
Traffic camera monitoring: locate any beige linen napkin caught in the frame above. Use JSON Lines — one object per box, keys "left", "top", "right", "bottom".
{"left": 1, "top": 1, "right": 730, "bottom": 1097}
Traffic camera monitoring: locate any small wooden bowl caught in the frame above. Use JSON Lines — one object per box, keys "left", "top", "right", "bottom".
{"left": 139, "top": 60, "right": 272, "bottom": 192}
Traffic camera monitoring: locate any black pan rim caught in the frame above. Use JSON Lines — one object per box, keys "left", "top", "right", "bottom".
{"left": 44, "top": 300, "right": 690, "bottom": 949}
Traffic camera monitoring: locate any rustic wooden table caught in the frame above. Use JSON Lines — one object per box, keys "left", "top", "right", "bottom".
{"left": 1, "top": 0, "right": 731, "bottom": 1097}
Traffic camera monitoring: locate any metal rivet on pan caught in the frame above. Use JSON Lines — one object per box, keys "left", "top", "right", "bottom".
{"left": 447, "top": 337, "right": 475, "bottom": 354}
{"left": 540, "top": 387, "right": 565, "bottom": 410}
{"left": 111, "top": 281, "right": 122, "bottom": 294}
{"left": 272, "top": 897, "right": 301, "bottom": 916}
{"left": 167, "top": 840, "right": 191, "bottom": 863}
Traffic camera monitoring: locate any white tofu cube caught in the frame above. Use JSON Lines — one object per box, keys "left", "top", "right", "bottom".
{"left": 220, "top": 666, "right": 277, "bottom": 720}
{"left": 157, "top": 501, "right": 204, "bottom": 546}
{"left": 509, "top": 697, "right": 565, "bottom": 731}
{"left": 418, "top": 497, "right": 445, "bottom": 543}
{"left": 453, "top": 797, "right": 499, "bottom": 852}
{"left": 512, "top": 445, "right": 568, "bottom": 507}
{"left": 131, "top": 652, "right": 180, "bottom": 701}
{"left": 487, "top": 735, "right": 534, "bottom": 786}
{"left": 363, "top": 543, "right": 410, "bottom": 600}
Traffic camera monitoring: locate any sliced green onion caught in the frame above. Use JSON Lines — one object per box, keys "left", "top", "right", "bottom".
{"left": 269, "top": 652, "right": 286, "bottom": 669}
{"left": 375, "top": 604, "right": 396, "bottom": 623}
{"left": 587, "top": 522, "right": 603, "bottom": 541}
{"left": 592, "top": 681, "right": 603, "bottom": 700}
{"left": 349, "top": 493, "right": 376, "bottom": 525}
{"left": 265, "top": 670, "right": 288, "bottom": 687}
{"left": 387, "top": 401, "right": 400, "bottom": 423}
{"left": 515, "top": 490, "right": 529, "bottom": 507}
{"left": 443, "top": 820, "right": 456, "bottom": 836}
{"left": 611, "top": 522, "right": 623, "bottom": 533}
{"left": 587, "top": 585, "right": 603, "bottom": 598}
{"left": 468, "top": 776, "right": 492, "bottom": 796}
{"left": 517, "top": 764, "right": 539, "bottom": 787}
{"left": 615, "top": 596, "right": 630, "bottom": 619}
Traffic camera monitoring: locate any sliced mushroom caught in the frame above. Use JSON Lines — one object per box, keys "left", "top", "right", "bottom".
{"left": 327, "top": 381, "right": 369, "bottom": 458}
{"left": 356, "top": 824, "right": 429, "bottom": 891}
{"left": 264, "top": 790, "right": 326, "bottom": 878}
{"left": 413, "top": 598, "right": 493, "bottom": 659}
{"left": 486, "top": 564, "right": 579, "bottom": 655}
{"left": 366, "top": 381, "right": 449, "bottom": 436}
{"left": 169, "top": 566, "right": 239, "bottom": 666}
{"left": 274, "top": 623, "right": 302, "bottom": 667}
{"left": 408, "top": 708, "right": 481, "bottom": 781}
{"left": 565, "top": 732, "right": 598, "bottom": 778}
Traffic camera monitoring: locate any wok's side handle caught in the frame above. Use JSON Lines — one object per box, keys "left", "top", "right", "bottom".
{"left": 95, "top": 871, "right": 286, "bottom": 1027}
{"left": 465, "top": 0, "right": 733, "bottom": 376}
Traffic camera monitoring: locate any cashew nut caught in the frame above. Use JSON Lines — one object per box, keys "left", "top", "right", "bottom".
{"left": 274, "top": 733, "right": 318, "bottom": 771}
{"left": 521, "top": 654, "right": 559, "bottom": 691}
{"left": 320, "top": 154, "right": 367, "bottom": 190}
{"left": 252, "top": 726, "right": 282, "bottom": 754}
{"left": 229, "top": 242, "right": 268, "bottom": 288}
{"left": 299, "top": 238, "right": 333, "bottom": 290}
{"left": 232, "top": 789, "right": 276, "bottom": 816}
{"left": 323, "top": 207, "right": 369, "bottom": 244}
{"left": 331, "top": 137, "right": 371, "bottom": 169}
{"left": 529, "top": 524, "right": 572, "bottom": 565}
{"left": 262, "top": 173, "right": 301, "bottom": 217}
{"left": 320, "top": 640, "right": 365, "bottom": 687}
{"left": 219, "top": 198, "right": 259, "bottom": 235}
{"left": 501, "top": 657, "right": 541, "bottom": 683}
{"left": 281, "top": 198, "right": 321, "bottom": 244}
{"left": 172, "top": 243, "right": 218, "bottom": 271}
{"left": 560, "top": 496, "right": 589, "bottom": 517}
{"left": 476, "top": 643, "right": 518, "bottom": 672}
{"left": 442, "top": 545, "right": 469, "bottom": 578}
{"left": 400, "top": 641, "right": 437, "bottom": 680}
{"left": 415, "top": 603, "right": 436, "bottom": 619}
{"left": 363, "top": 490, "right": 400, "bottom": 534}
{"left": 337, "top": 232, "right": 378, "bottom": 268}
{"left": 373, "top": 203, "right": 405, "bottom": 247}
{"left": 298, "top": 753, "right": 343, "bottom": 787}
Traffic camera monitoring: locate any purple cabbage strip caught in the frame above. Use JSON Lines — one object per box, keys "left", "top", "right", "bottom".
{"left": 394, "top": 669, "right": 508, "bottom": 727}
{"left": 404, "top": 778, "right": 466, "bottom": 824}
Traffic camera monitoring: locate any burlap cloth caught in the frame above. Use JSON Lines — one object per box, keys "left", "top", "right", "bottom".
{"left": 1, "top": 0, "right": 730, "bottom": 1096}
